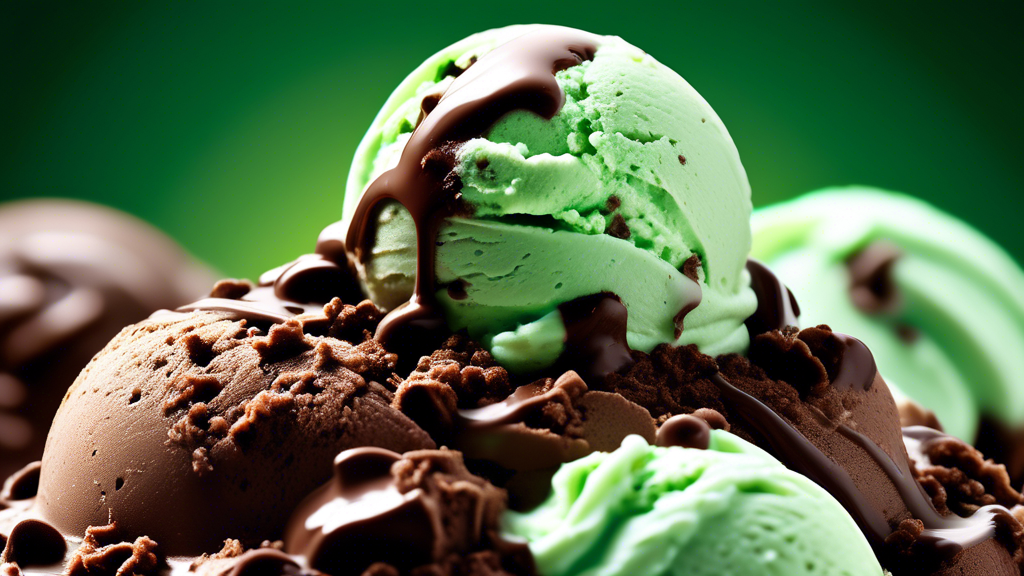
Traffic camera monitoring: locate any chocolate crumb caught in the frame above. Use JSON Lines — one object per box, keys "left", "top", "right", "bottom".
{"left": 606, "top": 214, "right": 631, "bottom": 240}
{"left": 604, "top": 195, "right": 621, "bottom": 212}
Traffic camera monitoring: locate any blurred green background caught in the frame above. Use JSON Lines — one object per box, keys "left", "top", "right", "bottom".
{"left": 3, "top": 1, "right": 1021, "bottom": 279}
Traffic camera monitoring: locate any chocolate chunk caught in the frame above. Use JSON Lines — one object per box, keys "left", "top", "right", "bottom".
{"left": 847, "top": 241, "right": 902, "bottom": 315}
{"left": 1, "top": 520, "right": 66, "bottom": 567}
{"left": 0, "top": 462, "right": 40, "bottom": 505}
{"left": 284, "top": 448, "right": 532, "bottom": 576}
{"left": 605, "top": 214, "right": 631, "bottom": 239}
{"left": 656, "top": 414, "right": 711, "bottom": 449}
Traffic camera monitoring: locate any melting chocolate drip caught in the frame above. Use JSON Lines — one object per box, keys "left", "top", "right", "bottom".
{"left": 557, "top": 293, "right": 634, "bottom": 382}
{"left": 344, "top": 28, "right": 599, "bottom": 351}
{"left": 711, "top": 369, "right": 1014, "bottom": 567}
{"left": 673, "top": 255, "right": 704, "bottom": 338}
{"left": 709, "top": 372, "right": 890, "bottom": 543}
{"left": 831, "top": 334, "right": 877, "bottom": 391}
{"left": 284, "top": 448, "right": 438, "bottom": 576}
{"left": 745, "top": 259, "right": 800, "bottom": 337}
{"left": 839, "top": 424, "right": 1015, "bottom": 562}
{"left": 284, "top": 447, "right": 528, "bottom": 575}
{"left": 454, "top": 371, "right": 591, "bottom": 473}
{"left": 848, "top": 241, "right": 902, "bottom": 315}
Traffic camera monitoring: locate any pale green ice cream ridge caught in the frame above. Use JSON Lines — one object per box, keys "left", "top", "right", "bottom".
{"left": 342, "top": 26, "right": 758, "bottom": 372}
{"left": 503, "top": 434, "right": 882, "bottom": 576}
{"left": 752, "top": 187, "right": 1024, "bottom": 441}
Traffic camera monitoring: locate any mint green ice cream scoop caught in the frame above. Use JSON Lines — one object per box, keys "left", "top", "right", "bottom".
{"left": 504, "top": 433, "right": 882, "bottom": 576}
{"left": 752, "top": 187, "right": 1024, "bottom": 441}
{"left": 342, "top": 25, "right": 757, "bottom": 372}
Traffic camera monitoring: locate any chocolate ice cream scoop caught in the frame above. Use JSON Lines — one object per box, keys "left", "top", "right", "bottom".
{"left": 32, "top": 297, "right": 435, "bottom": 556}
{"left": 0, "top": 199, "right": 215, "bottom": 478}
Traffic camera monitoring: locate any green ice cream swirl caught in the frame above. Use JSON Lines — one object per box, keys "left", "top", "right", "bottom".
{"left": 752, "top": 187, "right": 1024, "bottom": 441}
{"left": 504, "top": 434, "right": 882, "bottom": 576}
{"left": 342, "top": 25, "right": 757, "bottom": 372}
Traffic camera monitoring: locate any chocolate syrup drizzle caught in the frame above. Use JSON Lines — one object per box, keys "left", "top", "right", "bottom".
{"left": 344, "top": 27, "right": 600, "bottom": 345}
{"left": 745, "top": 258, "right": 800, "bottom": 337}
{"left": 711, "top": 346, "right": 1013, "bottom": 565}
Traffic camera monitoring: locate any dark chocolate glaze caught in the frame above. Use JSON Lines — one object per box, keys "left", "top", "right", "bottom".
{"left": 557, "top": 293, "right": 634, "bottom": 382}
{"left": 284, "top": 447, "right": 529, "bottom": 576}
{"left": 285, "top": 448, "right": 438, "bottom": 576}
{"left": 448, "top": 371, "right": 655, "bottom": 509}
{"left": 344, "top": 27, "right": 599, "bottom": 348}
{"left": 840, "top": 424, "right": 1015, "bottom": 562}
{"left": 831, "top": 333, "right": 877, "bottom": 391}
{"left": 176, "top": 28, "right": 703, "bottom": 382}
{"left": 454, "top": 371, "right": 590, "bottom": 473}
{"left": 709, "top": 372, "right": 890, "bottom": 543}
{"left": 711, "top": 369, "right": 1014, "bottom": 568}
{"left": 744, "top": 258, "right": 800, "bottom": 337}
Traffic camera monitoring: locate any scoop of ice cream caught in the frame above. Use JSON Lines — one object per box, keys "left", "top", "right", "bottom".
{"left": 751, "top": 188, "right": 1024, "bottom": 446}
{"left": 342, "top": 25, "right": 757, "bottom": 373}
{"left": 0, "top": 199, "right": 215, "bottom": 479}
{"left": 596, "top": 325, "right": 1024, "bottom": 575}
{"left": 505, "top": 433, "right": 882, "bottom": 576}
{"left": 32, "top": 297, "right": 435, "bottom": 556}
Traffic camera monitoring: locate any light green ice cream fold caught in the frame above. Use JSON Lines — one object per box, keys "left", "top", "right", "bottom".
{"left": 342, "top": 25, "right": 757, "bottom": 371}
{"left": 752, "top": 187, "right": 1024, "bottom": 440}
{"left": 503, "top": 434, "right": 882, "bottom": 576}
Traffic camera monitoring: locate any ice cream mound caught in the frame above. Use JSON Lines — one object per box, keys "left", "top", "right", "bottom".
{"left": 0, "top": 199, "right": 216, "bottom": 479}
{"left": 3, "top": 25, "right": 1024, "bottom": 576}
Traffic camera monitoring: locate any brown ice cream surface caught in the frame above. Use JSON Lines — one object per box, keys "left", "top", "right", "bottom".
{"left": 0, "top": 199, "right": 215, "bottom": 478}
{"left": 5, "top": 291, "right": 1024, "bottom": 575}
{"left": 33, "top": 299, "right": 435, "bottom": 555}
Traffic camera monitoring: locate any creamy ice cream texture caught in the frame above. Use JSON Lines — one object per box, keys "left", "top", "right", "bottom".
{"left": 343, "top": 25, "right": 757, "bottom": 372}
{"left": 752, "top": 187, "right": 1024, "bottom": 443}
{"left": 506, "top": 434, "right": 881, "bottom": 576}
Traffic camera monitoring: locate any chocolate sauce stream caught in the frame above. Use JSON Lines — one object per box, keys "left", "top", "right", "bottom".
{"left": 344, "top": 28, "right": 599, "bottom": 345}
{"left": 745, "top": 258, "right": 800, "bottom": 337}
{"left": 831, "top": 333, "right": 877, "bottom": 391}
{"left": 840, "top": 424, "right": 1014, "bottom": 561}
{"left": 709, "top": 372, "right": 890, "bottom": 543}
{"left": 557, "top": 293, "right": 634, "bottom": 381}
{"left": 710, "top": 371, "right": 1011, "bottom": 563}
